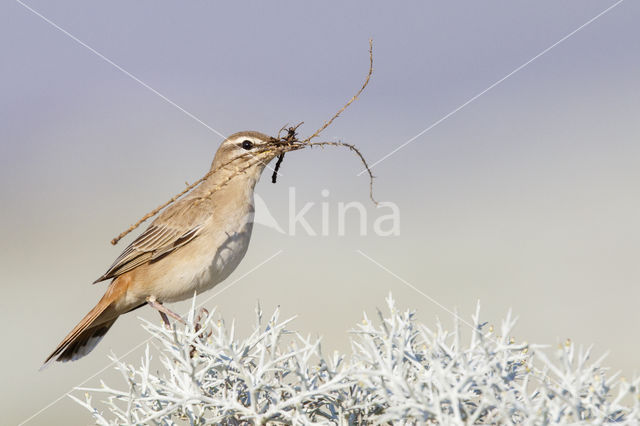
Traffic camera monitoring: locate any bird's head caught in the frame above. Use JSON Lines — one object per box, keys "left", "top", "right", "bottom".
{"left": 210, "top": 130, "right": 303, "bottom": 173}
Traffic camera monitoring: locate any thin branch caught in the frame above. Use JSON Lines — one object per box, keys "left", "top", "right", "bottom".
{"left": 110, "top": 151, "right": 256, "bottom": 245}
{"left": 110, "top": 175, "right": 209, "bottom": 246}
{"left": 305, "top": 141, "right": 378, "bottom": 205}
{"left": 302, "top": 39, "right": 374, "bottom": 144}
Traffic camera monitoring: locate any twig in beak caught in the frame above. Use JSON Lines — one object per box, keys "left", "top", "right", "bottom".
{"left": 110, "top": 41, "right": 376, "bottom": 246}
{"left": 270, "top": 122, "right": 303, "bottom": 183}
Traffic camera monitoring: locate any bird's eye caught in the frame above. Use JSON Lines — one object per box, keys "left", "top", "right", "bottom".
{"left": 241, "top": 140, "right": 254, "bottom": 150}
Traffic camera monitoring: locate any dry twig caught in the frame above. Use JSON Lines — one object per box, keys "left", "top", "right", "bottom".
{"left": 304, "top": 140, "right": 377, "bottom": 205}
{"left": 111, "top": 40, "right": 376, "bottom": 245}
{"left": 269, "top": 40, "right": 377, "bottom": 202}
{"left": 110, "top": 151, "right": 258, "bottom": 245}
{"left": 302, "top": 39, "right": 373, "bottom": 144}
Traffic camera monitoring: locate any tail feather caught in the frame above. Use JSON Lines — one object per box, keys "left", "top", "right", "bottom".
{"left": 42, "top": 295, "right": 119, "bottom": 369}
{"left": 57, "top": 319, "right": 116, "bottom": 362}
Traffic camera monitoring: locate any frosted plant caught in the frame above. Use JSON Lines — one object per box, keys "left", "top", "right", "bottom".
{"left": 72, "top": 295, "right": 640, "bottom": 425}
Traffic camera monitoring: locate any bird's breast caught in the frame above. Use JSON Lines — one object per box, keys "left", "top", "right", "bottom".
{"left": 143, "top": 195, "right": 257, "bottom": 303}
{"left": 181, "top": 207, "right": 255, "bottom": 299}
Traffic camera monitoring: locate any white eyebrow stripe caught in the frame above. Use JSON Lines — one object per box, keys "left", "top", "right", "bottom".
{"left": 224, "top": 136, "right": 263, "bottom": 147}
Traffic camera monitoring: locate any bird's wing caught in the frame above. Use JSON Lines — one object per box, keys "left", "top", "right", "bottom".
{"left": 93, "top": 200, "right": 206, "bottom": 283}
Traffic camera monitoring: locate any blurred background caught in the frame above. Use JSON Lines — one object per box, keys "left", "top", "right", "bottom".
{"left": 1, "top": 1, "right": 638, "bottom": 424}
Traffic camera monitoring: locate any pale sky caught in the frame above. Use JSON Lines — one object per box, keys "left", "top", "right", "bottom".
{"left": 2, "top": 1, "right": 639, "bottom": 424}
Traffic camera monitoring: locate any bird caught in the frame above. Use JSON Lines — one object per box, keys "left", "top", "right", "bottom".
{"left": 43, "top": 131, "right": 298, "bottom": 367}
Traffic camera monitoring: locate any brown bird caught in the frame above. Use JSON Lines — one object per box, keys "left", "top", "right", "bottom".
{"left": 43, "top": 131, "right": 298, "bottom": 367}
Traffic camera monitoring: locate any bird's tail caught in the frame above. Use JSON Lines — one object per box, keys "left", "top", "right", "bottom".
{"left": 42, "top": 290, "right": 119, "bottom": 369}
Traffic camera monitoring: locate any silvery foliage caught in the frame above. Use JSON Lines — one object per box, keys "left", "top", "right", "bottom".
{"left": 72, "top": 295, "right": 640, "bottom": 424}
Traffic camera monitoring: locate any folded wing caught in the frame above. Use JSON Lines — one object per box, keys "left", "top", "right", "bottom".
{"left": 94, "top": 200, "right": 206, "bottom": 283}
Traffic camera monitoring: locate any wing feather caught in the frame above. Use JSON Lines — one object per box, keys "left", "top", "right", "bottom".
{"left": 94, "top": 220, "right": 203, "bottom": 284}
{"left": 151, "top": 226, "right": 202, "bottom": 260}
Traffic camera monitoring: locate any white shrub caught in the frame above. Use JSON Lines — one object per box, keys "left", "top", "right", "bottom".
{"left": 72, "top": 295, "right": 640, "bottom": 424}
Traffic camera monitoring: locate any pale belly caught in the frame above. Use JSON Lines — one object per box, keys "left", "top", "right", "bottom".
{"left": 193, "top": 222, "right": 254, "bottom": 295}
{"left": 145, "top": 219, "right": 254, "bottom": 303}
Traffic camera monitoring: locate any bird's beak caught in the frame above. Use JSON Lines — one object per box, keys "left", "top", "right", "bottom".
{"left": 264, "top": 124, "right": 306, "bottom": 156}
{"left": 265, "top": 137, "right": 304, "bottom": 155}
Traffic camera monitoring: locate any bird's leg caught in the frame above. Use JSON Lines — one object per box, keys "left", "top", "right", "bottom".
{"left": 146, "top": 296, "right": 186, "bottom": 325}
{"left": 159, "top": 311, "right": 171, "bottom": 328}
